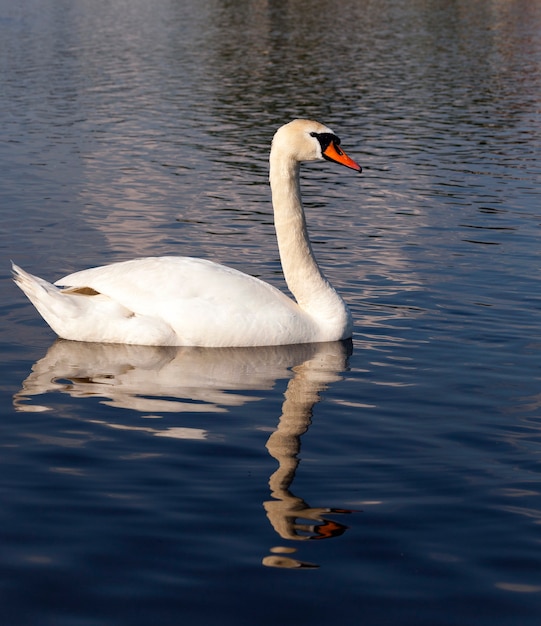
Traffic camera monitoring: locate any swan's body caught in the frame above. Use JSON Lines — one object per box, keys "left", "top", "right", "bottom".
{"left": 12, "top": 119, "right": 361, "bottom": 347}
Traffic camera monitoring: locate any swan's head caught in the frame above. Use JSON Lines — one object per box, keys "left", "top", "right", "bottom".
{"left": 271, "top": 119, "right": 361, "bottom": 172}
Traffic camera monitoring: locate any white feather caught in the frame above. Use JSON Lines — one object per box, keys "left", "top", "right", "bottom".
{"left": 12, "top": 120, "right": 360, "bottom": 347}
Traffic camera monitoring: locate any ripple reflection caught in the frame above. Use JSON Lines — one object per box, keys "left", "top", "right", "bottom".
{"left": 15, "top": 338, "right": 358, "bottom": 568}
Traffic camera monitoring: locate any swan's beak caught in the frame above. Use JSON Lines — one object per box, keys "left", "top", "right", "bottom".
{"left": 323, "top": 141, "right": 362, "bottom": 172}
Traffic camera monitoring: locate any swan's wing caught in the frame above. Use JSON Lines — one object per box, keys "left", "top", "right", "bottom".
{"left": 55, "top": 257, "right": 312, "bottom": 346}
{"left": 55, "top": 257, "right": 289, "bottom": 313}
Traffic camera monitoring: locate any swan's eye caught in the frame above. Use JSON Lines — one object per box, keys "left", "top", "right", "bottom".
{"left": 310, "top": 132, "right": 342, "bottom": 153}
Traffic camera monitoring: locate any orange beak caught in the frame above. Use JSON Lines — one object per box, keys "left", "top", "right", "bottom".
{"left": 323, "top": 140, "right": 362, "bottom": 172}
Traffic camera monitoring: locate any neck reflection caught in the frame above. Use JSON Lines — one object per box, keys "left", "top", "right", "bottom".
{"left": 263, "top": 341, "right": 354, "bottom": 569}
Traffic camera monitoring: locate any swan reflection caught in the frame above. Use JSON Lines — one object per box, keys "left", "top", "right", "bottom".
{"left": 15, "top": 338, "right": 355, "bottom": 567}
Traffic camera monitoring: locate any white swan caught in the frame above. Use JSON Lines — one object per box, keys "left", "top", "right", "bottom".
{"left": 12, "top": 119, "right": 361, "bottom": 347}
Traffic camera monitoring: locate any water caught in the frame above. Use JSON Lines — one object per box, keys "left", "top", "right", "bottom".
{"left": 1, "top": 0, "right": 541, "bottom": 623}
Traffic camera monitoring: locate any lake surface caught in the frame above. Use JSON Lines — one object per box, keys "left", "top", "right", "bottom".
{"left": 1, "top": 0, "right": 541, "bottom": 624}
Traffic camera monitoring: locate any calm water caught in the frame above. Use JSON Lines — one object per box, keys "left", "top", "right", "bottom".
{"left": 1, "top": 0, "right": 541, "bottom": 624}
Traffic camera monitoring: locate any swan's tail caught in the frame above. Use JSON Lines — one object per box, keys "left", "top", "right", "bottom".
{"left": 11, "top": 262, "right": 175, "bottom": 345}
{"left": 12, "top": 262, "right": 61, "bottom": 301}
{"left": 11, "top": 262, "right": 82, "bottom": 334}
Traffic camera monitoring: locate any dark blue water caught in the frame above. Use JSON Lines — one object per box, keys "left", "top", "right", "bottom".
{"left": 1, "top": 0, "right": 541, "bottom": 624}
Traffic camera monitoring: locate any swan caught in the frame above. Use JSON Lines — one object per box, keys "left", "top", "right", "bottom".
{"left": 12, "top": 119, "right": 361, "bottom": 347}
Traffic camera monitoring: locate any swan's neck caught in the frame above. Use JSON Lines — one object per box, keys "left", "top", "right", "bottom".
{"left": 269, "top": 152, "right": 351, "bottom": 335}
